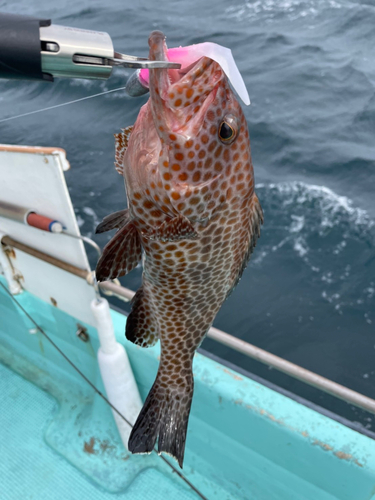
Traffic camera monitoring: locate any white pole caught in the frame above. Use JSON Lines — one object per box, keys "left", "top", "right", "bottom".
{"left": 91, "top": 297, "right": 142, "bottom": 449}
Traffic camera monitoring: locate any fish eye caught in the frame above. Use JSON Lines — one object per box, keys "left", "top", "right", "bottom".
{"left": 218, "top": 115, "right": 238, "bottom": 144}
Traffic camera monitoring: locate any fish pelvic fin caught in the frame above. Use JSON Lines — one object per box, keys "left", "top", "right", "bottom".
{"left": 146, "top": 215, "right": 198, "bottom": 242}
{"left": 95, "top": 209, "right": 130, "bottom": 234}
{"left": 128, "top": 367, "right": 194, "bottom": 468}
{"left": 114, "top": 125, "right": 133, "bottom": 175}
{"left": 126, "top": 286, "right": 159, "bottom": 347}
{"left": 95, "top": 221, "right": 141, "bottom": 282}
{"left": 226, "top": 193, "right": 263, "bottom": 298}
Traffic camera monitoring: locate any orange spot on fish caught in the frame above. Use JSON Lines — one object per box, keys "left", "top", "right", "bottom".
{"left": 193, "top": 172, "right": 201, "bottom": 182}
{"left": 175, "top": 99, "right": 182, "bottom": 107}
{"left": 204, "top": 158, "right": 213, "bottom": 169}
{"left": 171, "top": 192, "right": 181, "bottom": 200}
{"left": 189, "top": 196, "right": 200, "bottom": 205}
{"left": 171, "top": 163, "right": 181, "bottom": 171}
{"left": 179, "top": 173, "right": 188, "bottom": 181}
{"left": 163, "top": 173, "right": 171, "bottom": 181}
{"left": 215, "top": 145, "right": 223, "bottom": 158}
{"left": 208, "top": 141, "right": 216, "bottom": 153}
{"left": 185, "top": 140, "right": 193, "bottom": 148}
{"left": 169, "top": 134, "right": 177, "bottom": 141}
{"left": 186, "top": 88, "right": 194, "bottom": 98}
{"left": 188, "top": 151, "right": 195, "bottom": 159}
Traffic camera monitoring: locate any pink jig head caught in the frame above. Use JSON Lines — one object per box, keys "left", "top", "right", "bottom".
{"left": 133, "top": 43, "right": 250, "bottom": 106}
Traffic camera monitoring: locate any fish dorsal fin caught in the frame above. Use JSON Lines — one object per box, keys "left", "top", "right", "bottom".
{"left": 114, "top": 125, "right": 133, "bottom": 175}
{"left": 226, "top": 194, "right": 263, "bottom": 298}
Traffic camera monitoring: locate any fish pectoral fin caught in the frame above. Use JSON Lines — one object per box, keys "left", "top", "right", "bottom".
{"left": 114, "top": 125, "right": 133, "bottom": 175}
{"left": 146, "top": 215, "right": 198, "bottom": 242}
{"left": 95, "top": 221, "right": 141, "bottom": 282}
{"left": 226, "top": 193, "right": 263, "bottom": 298}
{"left": 95, "top": 209, "right": 130, "bottom": 234}
{"left": 126, "top": 287, "right": 159, "bottom": 347}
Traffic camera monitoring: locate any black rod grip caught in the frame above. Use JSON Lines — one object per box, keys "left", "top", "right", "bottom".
{"left": 0, "top": 13, "right": 53, "bottom": 81}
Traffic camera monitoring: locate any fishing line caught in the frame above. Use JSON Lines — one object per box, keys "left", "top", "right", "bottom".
{"left": 0, "top": 86, "right": 128, "bottom": 124}
{"left": 0, "top": 280, "right": 208, "bottom": 500}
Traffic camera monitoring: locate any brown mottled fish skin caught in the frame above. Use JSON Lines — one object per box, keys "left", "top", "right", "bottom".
{"left": 96, "top": 31, "right": 263, "bottom": 468}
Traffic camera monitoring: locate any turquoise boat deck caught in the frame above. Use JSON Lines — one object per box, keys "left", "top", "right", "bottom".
{"left": 1, "top": 277, "right": 375, "bottom": 500}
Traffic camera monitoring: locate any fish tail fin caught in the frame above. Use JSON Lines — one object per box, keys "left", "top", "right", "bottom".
{"left": 128, "top": 368, "right": 194, "bottom": 468}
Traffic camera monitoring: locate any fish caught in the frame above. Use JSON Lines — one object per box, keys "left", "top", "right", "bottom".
{"left": 95, "top": 31, "right": 263, "bottom": 468}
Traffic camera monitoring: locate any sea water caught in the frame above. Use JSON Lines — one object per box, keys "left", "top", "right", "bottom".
{"left": 0, "top": 0, "right": 374, "bottom": 431}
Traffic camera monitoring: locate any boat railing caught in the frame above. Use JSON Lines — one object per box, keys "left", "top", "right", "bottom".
{"left": 2, "top": 232, "right": 375, "bottom": 417}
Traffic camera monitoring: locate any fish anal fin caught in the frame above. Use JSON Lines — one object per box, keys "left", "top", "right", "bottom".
{"left": 96, "top": 221, "right": 141, "bottom": 281}
{"left": 126, "top": 287, "right": 159, "bottom": 347}
{"left": 114, "top": 125, "right": 133, "bottom": 175}
{"left": 146, "top": 215, "right": 198, "bottom": 242}
{"left": 96, "top": 209, "right": 130, "bottom": 234}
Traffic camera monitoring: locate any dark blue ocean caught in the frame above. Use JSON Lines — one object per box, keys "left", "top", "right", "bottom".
{"left": 0, "top": 0, "right": 374, "bottom": 431}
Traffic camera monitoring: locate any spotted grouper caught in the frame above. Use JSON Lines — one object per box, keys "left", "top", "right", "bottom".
{"left": 95, "top": 31, "right": 263, "bottom": 468}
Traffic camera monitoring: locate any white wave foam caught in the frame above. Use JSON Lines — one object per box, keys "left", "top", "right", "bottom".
{"left": 253, "top": 181, "right": 374, "bottom": 320}
{"left": 293, "top": 236, "right": 308, "bottom": 257}
{"left": 257, "top": 181, "right": 374, "bottom": 231}
{"left": 225, "top": 0, "right": 344, "bottom": 21}
{"left": 82, "top": 206, "right": 100, "bottom": 227}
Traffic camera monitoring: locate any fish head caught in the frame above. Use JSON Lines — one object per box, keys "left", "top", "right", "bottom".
{"left": 145, "top": 31, "right": 253, "bottom": 221}
{"left": 148, "top": 31, "right": 243, "bottom": 141}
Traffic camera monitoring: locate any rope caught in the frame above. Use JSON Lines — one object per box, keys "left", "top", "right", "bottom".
{"left": 0, "top": 86, "right": 128, "bottom": 124}
{"left": 0, "top": 280, "right": 208, "bottom": 500}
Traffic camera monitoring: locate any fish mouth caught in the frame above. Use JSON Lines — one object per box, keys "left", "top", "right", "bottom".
{"left": 148, "top": 31, "right": 223, "bottom": 131}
